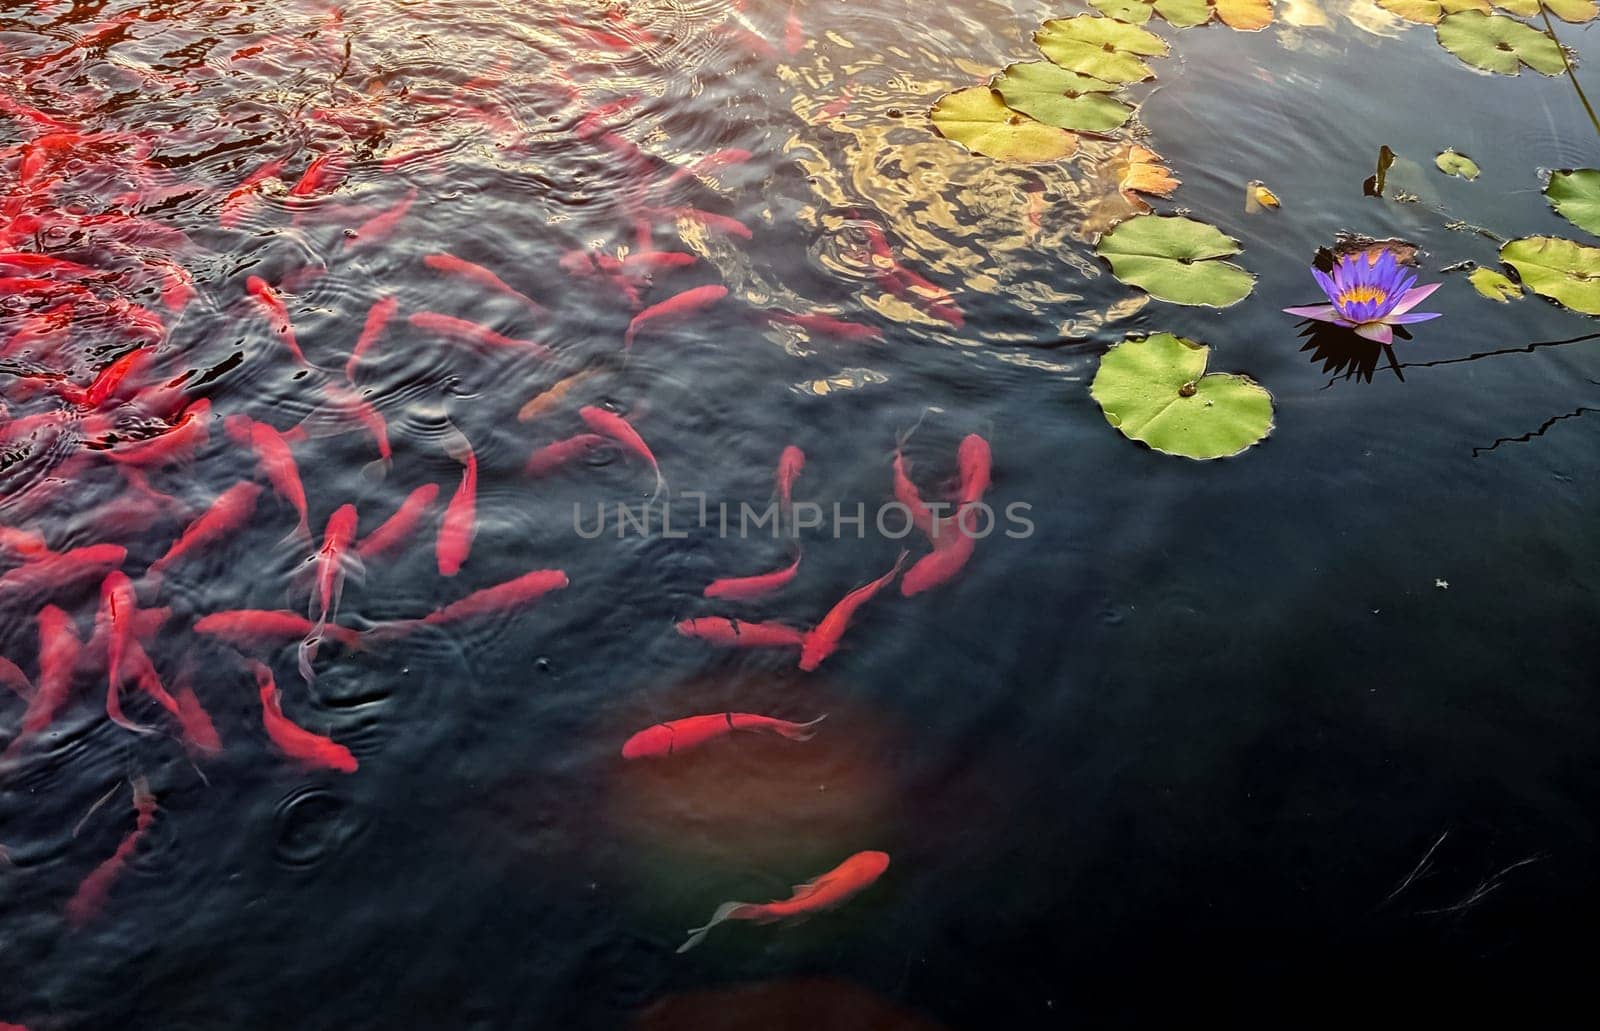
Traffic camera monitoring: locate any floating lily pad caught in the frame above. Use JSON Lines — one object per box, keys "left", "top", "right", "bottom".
{"left": 1469, "top": 266, "right": 1523, "bottom": 301}
{"left": 1095, "top": 214, "right": 1255, "bottom": 307}
{"left": 1035, "top": 15, "right": 1169, "bottom": 84}
{"left": 1500, "top": 236, "right": 1600, "bottom": 314}
{"left": 1090, "top": 0, "right": 1212, "bottom": 26}
{"left": 1542, "top": 0, "right": 1600, "bottom": 23}
{"left": 991, "top": 62, "right": 1134, "bottom": 133}
{"left": 1377, "top": 0, "right": 1489, "bottom": 24}
{"left": 1436, "top": 12, "right": 1566, "bottom": 76}
{"left": 1214, "top": 0, "right": 1276, "bottom": 29}
{"left": 1435, "top": 149, "right": 1481, "bottom": 179}
{"left": 929, "top": 87, "right": 1079, "bottom": 162}
{"left": 1091, "top": 332, "right": 1275, "bottom": 460}
{"left": 1546, "top": 168, "right": 1600, "bottom": 236}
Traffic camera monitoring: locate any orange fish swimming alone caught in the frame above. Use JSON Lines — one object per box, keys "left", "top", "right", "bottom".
{"left": 253, "top": 660, "right": 357, "bottom": 773}
{"left": 66, "top": 776, "right": 159, "bottom": 927}
{"left": 674, "top": 616, "right": 804, "bottom": 650}
{"left": 678, "top": 850, "right": 890, "bottom": 952}
{"left": 622, "top": 711, "right": 825, "bottom": 759}
{"left": 703, "top": 551, "right": 801, "bottom": 601}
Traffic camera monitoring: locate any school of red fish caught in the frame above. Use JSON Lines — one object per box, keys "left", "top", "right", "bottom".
{"left": 0, "top": 1, "right": 991, "bottom": 996}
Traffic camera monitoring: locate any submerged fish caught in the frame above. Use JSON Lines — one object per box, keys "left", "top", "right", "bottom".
{"left": 798, "top": 552, "right": 907, "bottom": 672}
{"left": 622, "top": 712, "right": 826, "bottom": 759}
{"left": 678, "top": 850, "right": 890, "bottom": 952}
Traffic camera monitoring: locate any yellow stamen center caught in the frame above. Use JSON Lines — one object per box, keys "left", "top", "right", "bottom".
{"left": 1337, "top": 285, "right": 1387, "bottom": 307}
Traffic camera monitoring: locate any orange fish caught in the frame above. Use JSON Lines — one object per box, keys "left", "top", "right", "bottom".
{"left": 678, "top": 850, "right": 890, "bottom": 952}
{"left": 2, "top": 605, "right": 79, "bottom": 758}
{"left": 101, "top": 398, "right": 210, "bottom": 468}
{"left": 892, "top": 448, "right": 934, "bottom": 537}
{"left": 798, "top": 552, "right": 906, "bottom": 672}
{"left": 356, "top": 483, "right": 439, "bottom": 560}
{"left": 194, "top": 610, "right": 362, "bottom": 650}
{"left": 625, "top": 283, "right": 729, "bottom": 349}
{"left": 776, "top": 445, "right": 804, "bottom": 509}
{"left": 900, "top": 523, "right": 976, "bottom": 597}
{"left": 423, "top": 253, "right": 548, "bottom": 317}
{"left": 225, "top": 415, "right": 309, "bottom": 540}
{"left": 289, "top": 153, "right": 347, "bottom": 198}
{"left": 297, "top": 504, "right": 361, "bottom": 683}
{"left": 763, "top": 310, "right": 883, "bottom": 342}
{"left": 954, "top": 433, "right": 991, "bottom": 508}
{"left": 408, "top": 311, "right": 552, "bottom": 359}
{"left": 345, "top": 295, "right": 397, "bottom": 380}
{"left": 437, "top": 431, "right": 477, "bottom": 576}
{"left": 253, "top": 660, "right": 357, "bottom": 773}
{"left": 0, "top": 544, "right": 127, "bottom": 609}
{"left": 622, "top": 711, "right": 825, "bottom": 759}
{"left": 219, "top": 158, "right": 285, "bottom": 228}
{"left": 417, "top": 568, "right": 569, "bottom": 625}
{"left": 344, "top": 187, "right": 417, "bottom": 251}
{"left": 675, "top": 617, "right": 804, "bottom": 650}
{"left": 578, "top": 406, "right": 663, "bottom": 497}
{"left": 704, "top": 551, "right": 801, "bottom": 601}
{"left": 523, "top": 432, "right": 606, "bottom": 478}
{"left": 245, "top": 276, "right": 310, "bottom": 366}
{"left": 66, "top": 777, "right": 158, "bottom": 927}
{"left": 146, "top": 481, "right": 262, "bottom": 579}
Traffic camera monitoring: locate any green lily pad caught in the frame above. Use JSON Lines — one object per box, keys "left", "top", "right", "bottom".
{"left": 1214, "top": 0, "right": 1275, "bottom": 29}
{"left": 1492, "top": 0, "right": 1539, "bottom": 13}
{"left": 1546, "top": 168, "right": 1600, "bottom": 236}
{"left": 1035, "top": 15, "right": 1169, "bottom": 84}
{"left": 1469, "top": 266, "right": 1523, "bottom": 301}
{"left": 1091, "top": 0, "right": 1212, "bottom": 26}
{"left": 1500, "top": 236, "right": 1600, "bottom": 314}
{"left": 929, "top": 86, "right": 1079, "bottom": 162}
{"left": 1435, "top": 149, "right": 1481, "bottom": 179}
{"left": 1091, "top": 333, "right": 1275, "bottom": 460}
{"left": 1542, "top": 0, "right": 1600, "bottom": 23}
{"left": 1377, "top": 0, "right": 1490, "bottom": 24}
{"left": 1436, "top": 12, "right": 1566, "bottom": 76}
{"left": 1095, "top": 214, "right": 1255, "bottom": 307}
{"left": 991, "top": 62, "right": 1134, "bottom": 133}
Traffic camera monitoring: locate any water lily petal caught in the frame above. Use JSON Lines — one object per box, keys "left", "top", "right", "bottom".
{"left": 1354, "top": 322, "right": 1394, "bottom": 344}
{"left": 1386, "top": 311, "right": 1442, "bottom": 324}
{"left": 1283, "top": 303, "right": 1343, "bottom": 322}
{"left": 1390, "top": 281, "right": 1441, "bottom": 315}
{"left": 1311, "top": 267, "right": 1337, "bottom": 302}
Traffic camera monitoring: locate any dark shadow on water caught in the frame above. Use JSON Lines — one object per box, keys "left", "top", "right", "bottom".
{"left": 1297, "top": 320, "right": 1408, "bottom": 385}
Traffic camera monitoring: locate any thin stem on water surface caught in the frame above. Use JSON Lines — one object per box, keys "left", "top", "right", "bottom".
{"left": 1540, "top": 8, "right": 1600, "bottom": 142}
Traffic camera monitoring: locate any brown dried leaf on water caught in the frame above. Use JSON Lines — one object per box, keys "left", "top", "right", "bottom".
{"left": 1118, "top": 145, "right": 1181, "bottom": 205}
{"left": 1314, "top": 232, "right": 1422, "bottom": 272}
{"left": 1245, "top": 180, "right": 1280, "bottom": 213}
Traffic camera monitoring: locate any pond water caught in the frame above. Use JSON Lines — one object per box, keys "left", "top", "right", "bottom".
{"left": 2, "top": 1, "right": 1598, "bottom": 1027}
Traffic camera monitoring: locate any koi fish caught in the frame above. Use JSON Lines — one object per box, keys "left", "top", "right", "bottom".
{"left": 0, "top": 655, "right": 32, "bottom": 699}
{"left": 619, "top": 251, "right": 698, "bottom": 277}
{"left": 173, "top": 685, "right": 221, "bottom": 756}
{"left": 194, "top": 610, "right": 362, "bottom": 650}
{"left": 0, "top": 544, "right": 128, "bottom": 607}
{"left": 624, "top": 284, "right": 728, "bottom": 349}
{"left": 678, "top": 850, "right": 890, "bottom": 952}
{"left": 244, "top": 275, "right": 310, "bottom": 366}
{"left": 1, "top": 605, "right": 78, "bottom": 758}
{"left": 893, "top": 448, "right": 935, "bottom": 537}
{"left": 289, "top": 153, "right": 347, "bottom": 198}
{"left": 862, "top": 225, "right": 965, "bottom": 328}
{"left": 578, "top": 405, "right": 664, "bottom": 497}
{"left": 776, "top": 445, "right": 804, "bottom": 509}
{"left": 70, "top": 347, "right": 154, "bottom": 410}
{"left": 674, "top": 617, "right": 804, "bottom": 649}
{"left": 356, "top": 483, "right": 439, "bottom": 560}
{"left": 418, "top": 568, "right": 569, "bottom": 625}
{"left": 900, "top": 522, "right": 976, "bottom": 597}
{"left": 522, "top": 432, "right": 607, "bottom": 478}
{"left": 102, "top": 398, "right": 210, "bottom": 468}
{"left": 344, "top": 187, "right": 417, "bottom": 251}
{"left": 764, "top": 310, "right": 883, "bottom": 342}
{"left": 408, "top": 311, "right": 552, "bottom": 360}
{"left": 344, "top": 295, "right": 397, "bottom": 380}
{"left": 517, "top": 367, "right": 601, "bottom": 422}
{"left": 225, "top": 415, "right": 309, "bottom": 540}
{"left": 219, "top": 158, "right": 285, "bottom": 228}
{"left": 100, "top": 571, "right": 152, "bottom": 734}
{"left": 667, "top": 207, "right": 752, "bottom": 240}
{"left": 703, "top": 552, "right": 802, "bottom": 601}
{"left": 437, "top": 432, "right": 477, "bottom": 576}
{"left": 254, "top": 661, "right": 357, "bottom": 773}
{"left": 622, "top": 711, "right": 825, "bottom": 759}
{"left": 0, "top": 252, "right": 98, "bottom": 279}
{"left": 146, "top": 481, "right": 262, "bottom": 578}
{"left": 66, "top": 777, "right": 159, "bottom": 927}
{"left": 423, "top": 253, "right": 548, "bottom": 317}
{"left": 0, "top": 525, "right": 51, "bottom": 560}
{"left": 954, "top": 433, "right": 991, "bottom": 508}
{"left": 798, "top": 552, "right": 907, "bottom": 672}
{"left": 297, "top": 504, "right": 361, "bottom": 683}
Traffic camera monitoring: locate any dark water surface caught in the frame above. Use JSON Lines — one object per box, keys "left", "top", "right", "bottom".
{"left": 2, "top": 1, "right": 1598, "bottom": 1027}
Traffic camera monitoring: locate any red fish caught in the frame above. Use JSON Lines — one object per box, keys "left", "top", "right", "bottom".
{"left": 678, "top": 850, "right": 890, "bottom": 952}
{"left": 667, "top": 207, "right": 752, "bottom": 240}
{"left": 146, "top": 481, "right": 262, "bottom": 579}
{"left": 437, "top": 433, "right": 477, "bottom": 576}
{"left": 173, "top": 685, "right": 222, "bottom": 756}
{"left": 254, "top": 661, "right": 357, "bottom": 773}
{"left": 194, "top": 610, "right": 362, "bottom": 650}
{"left": 289, "top": 153, "right": 347, "bottom": 198}
{"left": 226, "top": 416, "right": 309, "bottom": 540}
{"left": 99, "top": 571, "right": 152, "bottom": 733}
{"left": 345, "top": 295, "right": 397, "bottom": 380}
{"left": 423, "top": 253, "right": 548, "bottom": 317}
{"left": 70, "top": 347, "right": 154, "bottom": 410}
{"left": 674, "top": 617, "right": 804, "bottom": 649}
{"left": 419, "top": 568, "right": 569, "bottom": 625}
{"left": 862, "top": 226, "right": 965, "bottom": 328}
{"left": 893, "top": 448, "right": 935, "bottom": 537}
{"left": 0, "top": 252, "right": 97, "bottom": 279}
{"left": 900, "top": 522, "right": 976, "bottom": 597}
{"left": 298, "top": 503, "right": 361, "bottom": 682}
{"left": 356, "top": 483, "right": 440, "bottom": 560}
{"left": 103, "top": 398, "right": 210, "bottom": 468}
{"left": 785, "top": 7, "right": 805, "bottom": 55}
{"left": 0, "top": 544, "right": 128, "bottom": 607}
{"left": 619, "top": 251, "right": 698, "bottom": 277}
{"left": 522, "top": 433, "right": 607, "bottom": 477}
{"left": 954, "top": 433, "right": 991, "bottom": 506}
{"left": 704, "top": 551, "right": 801, "bottom": 601}
{"left": 2, "top": 606, "right": 78, "bottom": 757}
{"left": 798, "top": 552, "right": 907, "bottom": 671}
{"left": 764, "top": 310, "right": 883, "bottom": 342}
{"left": 66, "top": 777, "right": 159, "bottom": 927}
{"left": 244, "top": 276, "right": 310, "bottom": 366}
{"left": 151, "top": 259, "right": 195, "bottom": 312}
{"left": 622, "top": 711, "right": 825, "bottom": 759}
{"left": 0, "top": 525, "right": 52, "bottom": 560}
{"left": 578, "top": 406, "right": 663, "bottom": 496}
{"left": 776, "top": 445, "right": 805, "bottom": 509}
{"left": 344, "top": 187, "right": 417, "bottom": 251}
{"left": 408, "top": 311, "right": 552, "bottom": 360}
{"left": 624, "top": 284, "right": 727, "bottom": 349}
{"left": 0, "top": 655, "right": 32, "bottom": 699}
{"left": 220, "top": 158, "right": 285, "bottom": 228}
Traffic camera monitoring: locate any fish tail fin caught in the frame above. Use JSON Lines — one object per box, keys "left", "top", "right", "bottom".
{"left": 361, "top": 456, "right": 391, "bottom": 483}
{"left": 676, "top": 901, "right": 751, "bottom": 953}
{"left": 778, "top": 713, "right": 828, "bottom": 742}
{"left": 297, "top": 629, "right": 320, "bottom": 686}
{"left": 648, "top": 469, "right": 667, "bottom": 505}
{"left": 895, "top": 407, "right": 933, "bottom": 449}
{"left": 279, "top": 518, "right": 312, "bottom": 551}
{"left": 360, "top": 619, "right": 418, "bottom": 646}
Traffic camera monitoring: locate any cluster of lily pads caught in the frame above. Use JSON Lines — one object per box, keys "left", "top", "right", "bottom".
{"left": 1497, "top": 168, "right": 1600, "bottom": 315}
{"left": 927, "top": 11, "right": 1278, "bottom": 459}
{"left": 1377, "top": 0, "right": 1596, "bottom": 77}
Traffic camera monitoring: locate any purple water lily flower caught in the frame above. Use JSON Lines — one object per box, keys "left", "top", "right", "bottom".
{"left": 1283, "top": 249, "right": 1441, "bottom": 344}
